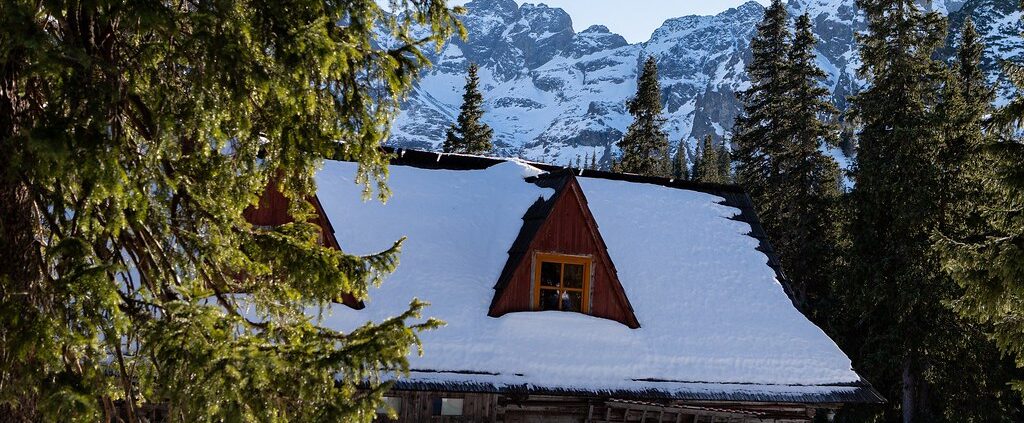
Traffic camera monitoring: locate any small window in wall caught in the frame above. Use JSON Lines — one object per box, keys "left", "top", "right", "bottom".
{"left": 431, "top": 398, "right": 464, "bottom": 416}
{"left": 533, "top": 252, "right": 592, "bottom": 313}
{"left": 376, "top": 396, "right": 402, "bottom": 416}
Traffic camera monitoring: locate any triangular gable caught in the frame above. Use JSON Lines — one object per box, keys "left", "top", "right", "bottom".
{"left": 244, "top": 184, "right": 364, "bottom": 309}
{"left": 489, "top": 171, "right": 640, "bottom": 328}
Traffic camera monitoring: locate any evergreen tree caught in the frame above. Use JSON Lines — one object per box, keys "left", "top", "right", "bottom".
{"left": 838, "top": 1, "right": 1012, "bottom": 421}
{"left": 924, "top": 19, "right": 1024, "bottom": 421}
{"left": 732, "top": 0, "right": 791, "bottom": 203}
{"left": 937, "top": 13, "right": 1024, "bottom": 410}
{"left": 716, "top": 141, "right": 731, "bottom": 183}
{"left": 590, "top": 150, "right": 599, "bottom": 170}
{"left": 936, "top": 19, "right": 993, "bottom": 237}
{"left": 844, "top": 1, "right": 944, "bottom": 419}
{"left": 956, "top": 20, "right": 991, "bottom": 124}
{"left": 617, "top": 56, "right": 671, "bottom": 177}
{"left": 732, "top": 6, "right": 844, "bottom": 322}
{"left": 444, "top": 63, "right": 494, "bottom": 155}
{"left": 693, "top": 135, "right": 726, "bottom": 183}
{"left": 0, "top": 1, "right": 461, "bottom": 421}
{"left": 941, "top": 72, "right": 1024, "bottom": 397}
{"left": 672, "top": 139, "right": 690, "bottom": 180}
{"left": 772, "top": 13, "right": 844, "bottom": 316}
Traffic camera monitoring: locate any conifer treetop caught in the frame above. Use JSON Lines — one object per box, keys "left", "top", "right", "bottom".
{"left": 672, "top": 139, "right": 690, "bottom": 180}
{"left": 617, "top": 56, "right": 670, "bottom": 177}
{"left": 733, "top": 0, "right": 791, "bottom": 193}
{"left": 693, "top": 135, "right": 727, "bottom": 184}
{"left": 445, "top": 62, "right": 494, "bottom": 155}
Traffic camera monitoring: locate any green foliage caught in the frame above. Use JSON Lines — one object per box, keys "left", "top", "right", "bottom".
{"left": 775, "top": 13, "right": 843, "bottom": 316}
{"left": 936, "top": 18, "right": 994, "bottom": 244}
{"left": 672, "top": 139, "right": 690, "bottom": 180}
{"left": 727, "top": 2, "right": 1021, "bottom": 421}
{"left": 692, "top": 135, "right": 728, "bottom": 184}
{"left": 616, "top": 56, "right": 671, "bottom": 177}
{"left": 938, "top": 8, "right": 1024, "bottom": 407}
{"left": 733, "top": 0, "right": 790, "bottom": 197}
{"left": 837, "top": 1, "right": 1023, "bottom": 421}
{"left": 939, "top": 119, "right": 1024, "bottom": 394}
{"left": 843, "top": 1, "right": 949, "bottom": 421}
{"left": 716, "top": 141, "right": 732, "bottom": 183}
{"left": 733, "top": 4, "right": 843, "bottom": 322}
{"left": 0, "top": 0, "right": 462, "bottom": 421}
{"left": 444, "top": 62, "right": 494, "bottom": 155}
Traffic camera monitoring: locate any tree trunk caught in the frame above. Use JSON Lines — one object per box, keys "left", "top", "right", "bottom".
{"left": 901, "top": 357, "right": 917, "bottom": 423}
{"left": 0, "top": 30, "right": 39, "bottom": 283}
{"left": 0, "top": 167, "right": 43, "bottom": 297}
{"left": 0, "top": 41, "right": 46, "bottom": 423}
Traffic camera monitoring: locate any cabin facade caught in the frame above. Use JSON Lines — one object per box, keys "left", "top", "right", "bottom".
{"left": 255, "top": 149, "right": 882, "bottom": 422}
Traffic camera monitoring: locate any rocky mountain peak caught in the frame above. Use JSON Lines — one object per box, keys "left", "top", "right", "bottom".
{"left": 463, "top": 0, "right": 519, "bottom": 19}
{"left": 734, "top": 0, "right": 772, "bottom": 17}
{"left": 581, "top": 25, "right": 612, "bottom": 34}
{"left": 569, "top": 25, "right": 628, "bottom": 58}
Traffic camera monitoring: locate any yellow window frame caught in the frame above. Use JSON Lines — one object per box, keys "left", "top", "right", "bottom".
{"left": 533, "top": 252, "right": 592, "bottom": 313}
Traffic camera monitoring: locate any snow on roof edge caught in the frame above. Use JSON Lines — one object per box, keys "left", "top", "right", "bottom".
{"left": 379, "top": 370, "right": 884, "bottom": 404}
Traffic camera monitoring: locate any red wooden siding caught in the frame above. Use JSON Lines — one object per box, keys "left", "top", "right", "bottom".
{"left": 244, "top": 183, "right": 361, "bottom": 308}
{"left": 490, "top": 176, "right": 640, "bottom": 328}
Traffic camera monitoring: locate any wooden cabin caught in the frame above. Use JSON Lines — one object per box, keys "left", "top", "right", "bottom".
{"left": 254, "top": 149, "right": 882, "bottom": 422}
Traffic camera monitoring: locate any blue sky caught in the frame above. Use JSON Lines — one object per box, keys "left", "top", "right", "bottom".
{"left": 447, "top": 0, "right": 772, "bottom": 43}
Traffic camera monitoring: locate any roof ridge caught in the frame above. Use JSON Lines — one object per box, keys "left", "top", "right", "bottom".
{"left": 381, "top": 147, "right": 748, "bottom": 194}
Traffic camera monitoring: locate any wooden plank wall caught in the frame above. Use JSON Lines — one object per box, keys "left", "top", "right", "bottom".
{"left": 373, "top": 391, "right": 497, "bottom": 423}
{"left": 373, "top": 391, "right": 818, "bottom": 423}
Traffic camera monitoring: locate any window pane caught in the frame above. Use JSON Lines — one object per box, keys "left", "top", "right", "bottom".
{"left": 539, "top": 289, "right": 560, "bottom": 311}
{"left": 562, "top": 290, "right": 583, "bottom": 312}
{"left": 563, "top": 263, "right": 585, "bottom": 288}
{"left": 540, "top": 261, "right": 561, "bottom": 287}
{"left": 441, "top": 398, "right": 464, "bottom": 416}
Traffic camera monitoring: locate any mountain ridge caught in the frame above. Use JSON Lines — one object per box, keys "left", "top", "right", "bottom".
{"left": 387, "top": 0, "right": 1023, "bottom": 167}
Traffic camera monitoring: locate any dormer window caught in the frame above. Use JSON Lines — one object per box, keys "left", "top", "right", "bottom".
{"left": 534, "top": 253, "right": 591, "bottom": 313}
{"left": 489, "top": 172, "right": 640, "bottom": 328}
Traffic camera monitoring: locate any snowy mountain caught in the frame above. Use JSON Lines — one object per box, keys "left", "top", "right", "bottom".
{"left": 947, "top": 0, "right": 1024, "bottom": 104}
{"left": 387, "top": 0, "right": 1023, "bottom": 167}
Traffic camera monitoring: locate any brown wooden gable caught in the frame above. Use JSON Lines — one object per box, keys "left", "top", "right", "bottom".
{"left": 488, "top": 171, "right": 640, "bottom": 328}
{"left": 244, "top": 183, "right": 363, "bottom": 309}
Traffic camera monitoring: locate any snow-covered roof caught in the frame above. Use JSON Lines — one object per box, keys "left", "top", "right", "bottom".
{"left": 312, "top": 152, "right": 879, "bottom": 403}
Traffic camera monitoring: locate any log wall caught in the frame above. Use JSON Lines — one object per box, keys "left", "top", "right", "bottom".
{"left": 371, "top": 391, "right": 825, "bottom": 423}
